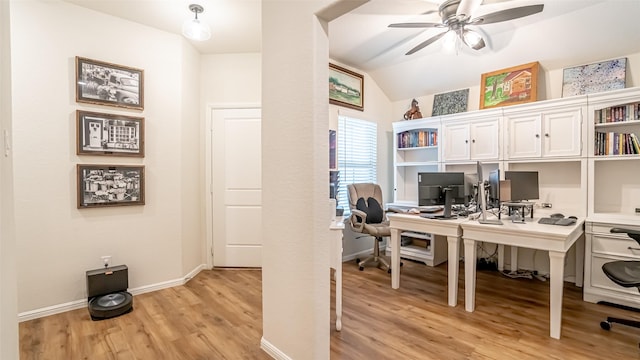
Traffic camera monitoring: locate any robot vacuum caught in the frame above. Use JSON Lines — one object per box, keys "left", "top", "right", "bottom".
{"left": 86, "top": 265, "right": 133, "bottom": 320}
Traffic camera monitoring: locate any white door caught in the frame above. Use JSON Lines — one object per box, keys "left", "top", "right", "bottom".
{"left": 211, "top": 108, "right": 262, "bottom": 267}
{"left": 443, "top": 123, "right": 470, "bottom": 161}
{"left": 470, "top": 119, "right": 499, "bottom": 160}
{"left": 543, "top": 109, "right": 582, "bottom": 157}
{"left": 506, "top": 114, "right": 542, "bottom": 159}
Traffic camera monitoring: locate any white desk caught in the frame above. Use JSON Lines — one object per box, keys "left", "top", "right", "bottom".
{"left": 460, "top": 216, "right": 585, "bottom": 339}
{"left": 388, "top": 213, "right": 466, "bottom": 307}
{"left": 329, "top": 218, "right": 344, "bottom": 331}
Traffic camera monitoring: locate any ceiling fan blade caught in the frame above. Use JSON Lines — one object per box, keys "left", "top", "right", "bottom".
{"left": 471, "top": 4, "right": 544, "bottom": 25}
{"left": 456, "top": 0, "right": 482, "bottom": 18}
{"left": 406, "top": 31, "right": 448, "bottom": 55}
{"left": 389, "top": 22, "right": 444, "bottom": 29}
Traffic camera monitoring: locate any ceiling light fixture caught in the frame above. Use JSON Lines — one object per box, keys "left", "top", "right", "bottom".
{"left": 182, "top": 4, "right": 211, "bottom": 41}
{"left": 441, "top": 30, "right": 458, "bottom": 54}
{"left": 462, "top": 29, "right": 485, "bottom": 50}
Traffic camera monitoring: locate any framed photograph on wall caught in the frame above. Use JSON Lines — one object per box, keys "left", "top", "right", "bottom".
{"left": 479, "top": 61, "right": 539, "bottom": 110}
{"left": 76, "top": 56, "right": 144, "bottom": 110}
{"left": 77, "top": 110, "right": 144, "bottom": 157}
{"left": 562, "top": 58, "right": 626, "bottom": 97}
{"left": 329, "top": 63, "right": 364, "bottom": 111}
{"left": 77, "top": 164, "right": 145, "bottom": 208}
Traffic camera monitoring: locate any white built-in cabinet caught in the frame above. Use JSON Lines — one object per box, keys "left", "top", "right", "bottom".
{"left": 582, "top": 87, "right": 640, "bottom": 308}
{"left": 442, "top": 110, "right": 501, "bottom": 162}
{"left": 503, "top": 97, "right": 586, "bottom": 160}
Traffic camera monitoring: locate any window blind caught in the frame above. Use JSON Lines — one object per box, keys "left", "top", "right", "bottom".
{"left": 337, "top": 115, "right": 377, "bottom": 213}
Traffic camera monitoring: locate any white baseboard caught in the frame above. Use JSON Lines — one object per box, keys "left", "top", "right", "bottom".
{"left": 18, "top": 263, "right": 208, "bottom": 322}
{"left": 341, "top": 248, "right": 373, "bottom": 263}
{"left": 260, "top": 337, "right": 292, "bottom": 360}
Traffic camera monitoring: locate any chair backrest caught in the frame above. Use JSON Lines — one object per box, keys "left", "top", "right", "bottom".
{"left": 347, "top": 183, "right": 384, "bottom": 212}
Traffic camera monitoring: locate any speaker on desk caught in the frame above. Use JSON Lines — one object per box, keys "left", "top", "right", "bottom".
{"left": 86, "top": 265, "right": 133, "bottom": 320}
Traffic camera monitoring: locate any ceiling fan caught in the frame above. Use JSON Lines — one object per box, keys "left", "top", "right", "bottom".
{"left": 389, "top": 0, "right": 544, "bottom": 55}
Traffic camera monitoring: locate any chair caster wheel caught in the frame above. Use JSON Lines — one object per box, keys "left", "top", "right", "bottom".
{"left": 359, "top": 266, "right": 364, "bottom": 271}
{"left": 600, "top": 321, "right": 611, "bottom": 331}
{"left": 387, "top": 268, "right": 392, "bottom": 274}
{"left": 400, "top": 262, "right": 404, "bottom": 267}
{"left": 355, "top": 258, "right": 360, "bottom": 264}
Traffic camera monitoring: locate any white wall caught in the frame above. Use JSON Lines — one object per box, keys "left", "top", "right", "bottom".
{"left": 10, "top": 1, "right": 202, "bottom": 314}
{"left": 1, "top": 0, "right": 19, "bottom": 357}
{"left": 261, "top": 1, "right": 332, "bottom": 358}
{"left": 201, "top": 53, "right": 262, "bottom": 105}
{"left": 179, "top": 40, "right": 205, "bottom": 276}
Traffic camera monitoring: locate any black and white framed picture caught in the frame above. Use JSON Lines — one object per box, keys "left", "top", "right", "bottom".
{"left": 77, "top": 164, "right": 145, "bottom": 208}
{"left": 76, "top": 110, "right": 144, "bottom": 157}
{"left": 76, "top": 56, "right": 144, "bottom": 110}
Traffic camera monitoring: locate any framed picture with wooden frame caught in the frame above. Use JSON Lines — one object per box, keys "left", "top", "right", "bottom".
{"left": 329, "top": 63, "right": 364, "bottom": 111}
{"left": 479, "top": 61, "right": 539, "bottom": 110}
{"left": 77, "top": 164, "right": 145, "bottom": 208}
{"left": 75, "top": 56, "right": 144, "bottom": 110}
{"left": 76, "top": 110, "right": 144, "bottom": 157}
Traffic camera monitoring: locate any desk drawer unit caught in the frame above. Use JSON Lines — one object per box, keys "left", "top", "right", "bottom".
{"left": 584, "top": 221, "right": 640, "bottom": 307}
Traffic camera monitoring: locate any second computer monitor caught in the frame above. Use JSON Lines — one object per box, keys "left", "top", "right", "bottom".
{"left": 504, "top": 170, "right": 540, "bottom": 202}
{"left": 487, "top": 169, "right": 500, "bottom": 209}
{"left": 417, "top": 172, "right": 466, "bottom": 206}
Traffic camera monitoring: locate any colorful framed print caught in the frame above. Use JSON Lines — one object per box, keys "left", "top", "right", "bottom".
{"left": 480, "top": 62, "right": 539, "bottom": 110}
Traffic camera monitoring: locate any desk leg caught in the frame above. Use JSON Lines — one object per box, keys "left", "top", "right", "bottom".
{"left": 391, "top": 228, "right": 401, "bottom": 289}
{"left": 464, "top": 238, "right": 477, "bottom": 312}
{"left": 511, "top": 247, "right": 518, "bottom": 272}
{"left": 549, "top": 251, "right": 566, "bottom": 339}
{"left": 335, "top": 232, "right": 343, "bottom": 331}
{"left": 447, "top": 236, "right": 459, "bottom": 307}
{"left": 497, "top": 244, "right": 504, "bottom": 272}
{"left": 575, "top": 236, "right": 584, "bottom": 288}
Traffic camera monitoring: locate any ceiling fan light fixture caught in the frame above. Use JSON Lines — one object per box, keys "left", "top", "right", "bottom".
{"left": 462, "top": 29, "right": 485, "bottom": 50}
{"left": 442, "top": 30, "right": 458, "bottom": 53}
{"left": 183, "top": 4, "right": 211, "bottom": 41}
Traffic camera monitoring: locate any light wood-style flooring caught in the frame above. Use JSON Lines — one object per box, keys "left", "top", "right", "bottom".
{"left": 20, "top": 260, "right": 640, "bottom": 359}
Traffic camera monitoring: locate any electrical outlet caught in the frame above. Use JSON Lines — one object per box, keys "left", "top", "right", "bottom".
{"left": 101, "top": 256, "right": 111, "bottom": 268}
{"left": 541, "top": 203, "right": 552, "bottom": 208}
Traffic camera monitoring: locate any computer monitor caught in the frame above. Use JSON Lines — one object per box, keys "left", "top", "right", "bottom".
{"left": 504, "top": 171, "right": 539, "bottom": 202}
{"left": 487, "top": 169, "right": 500, "bottom": 209}
{"left": 418, "top": 172, "right": 466, "bottom": 218}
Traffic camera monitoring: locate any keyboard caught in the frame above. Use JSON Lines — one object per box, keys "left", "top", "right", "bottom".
{"left": 538, "top": 217, "right": 559, "bottom": 225}
{"left": 417, "top": 206, "right": 443, "bottom": 213}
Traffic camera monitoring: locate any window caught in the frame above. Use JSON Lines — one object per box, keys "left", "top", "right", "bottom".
{"left": 337, "top": 115, "right": 377, "bottom": 213}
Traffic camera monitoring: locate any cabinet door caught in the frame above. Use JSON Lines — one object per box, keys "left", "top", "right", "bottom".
{"left": 542, "top": 109, "right": 581, "bottom": 157}
{"left": 507, "top": 114, "right": 541, "bottom": 159}
{"left": 443, "top": 123, "right": 470, "bottom": 161}
{"left": 470, "top": 120, "right": 499, "bottom": 160}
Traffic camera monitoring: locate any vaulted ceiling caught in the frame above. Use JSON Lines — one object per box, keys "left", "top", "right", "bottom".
{"left": 65, "top": 0, "right": 640, "bottom": 101}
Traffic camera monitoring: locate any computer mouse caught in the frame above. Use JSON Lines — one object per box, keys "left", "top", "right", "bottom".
{"left": 550, "top": 213, "right": 564, "bottom": 219}
{"left": 568, "top": 216, "right": 577, "bottom": 220}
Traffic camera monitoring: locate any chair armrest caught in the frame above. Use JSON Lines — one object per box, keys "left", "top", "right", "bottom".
{"left": 348, "top": 209, "right": 367, "bottom": 233}
{"left": 611, "top": 228, "right": 640, "bottom": 245}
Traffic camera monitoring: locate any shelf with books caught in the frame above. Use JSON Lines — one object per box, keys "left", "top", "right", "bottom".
{"left": 397, "top": 129, "right": 438, "bottom": 149}
{"left": 392, "top": 118, "right": 441, "bottom": 205}
{"left": 587, "top": 87, "right": 640, "bottom": 221}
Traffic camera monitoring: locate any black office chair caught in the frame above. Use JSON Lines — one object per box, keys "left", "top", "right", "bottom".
{"left": 600, "top": 227, "right": 640, "bottom": 346}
